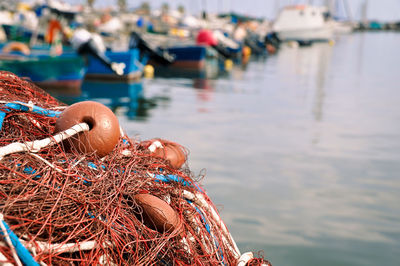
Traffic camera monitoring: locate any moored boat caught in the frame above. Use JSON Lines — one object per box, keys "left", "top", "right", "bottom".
{"left": 273, "top": 5, "right": 333, "bottom": 43}
{"left": 0, "top": 49, "right": 85, "bottom": 91}
{"left": 84, "top": 49, "right": 143, "bottom": 81}
{"left": 130, "top": 32, "right": 219, "bottom": 79}
{"left": 151, "top": 45, "right": 219, "bottom": 79}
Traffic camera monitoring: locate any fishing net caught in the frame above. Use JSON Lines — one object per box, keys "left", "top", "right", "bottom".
{"left": 0, "top": 71, "right": 271, "bottom": 265}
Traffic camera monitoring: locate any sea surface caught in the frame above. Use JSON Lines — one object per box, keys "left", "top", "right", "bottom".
{"left": 55, "top": 32, "right": 400, "bottom": 266}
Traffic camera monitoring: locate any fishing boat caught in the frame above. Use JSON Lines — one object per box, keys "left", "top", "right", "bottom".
{"left": 0, "top": 46, "right": 85, "bottom": 91}
{"left": 84, "top": 49, "right": 144, "bottom": 81}
{"left": 151, "top": 45, "right": 219, "bottom": 79}
{"left": 273, "top": 5, "right": 333, "bottom": 43}
{"left": 130, "top": 32, "right": 219, "bottom": 79}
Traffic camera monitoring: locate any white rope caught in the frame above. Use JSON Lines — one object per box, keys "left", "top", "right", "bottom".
{"left": 185, "top": 201, "right": 217, "bottom": 257}
{"left": 0, "top": 122, "right": 89, "bottom": 161}
{"left": 26, "top": 101, "right": 34, "bottom": 111}
{"left": 22, "top": 240, "right": 112, "bottom": 254}
{"left": 0, "top": 101, "right": 60, "bottom": 111}
{"left": 50, "top": 106, "right": 67, "bottom": 110}
{"left": 237, "top": 252, "right": 254, "bottom": 266}
{"left": 120, "top": 149, "right": 132, "bottom": 156}
{"left": 27, "top": 116, "right": 42, "bottom": 130}
{"left": 148, "top": 140, "right": 163, "bottom": 152}
{"left": 0, "top": 213, "right": 23, "bottom": 266}
{"left": 119, "top": 126, "right": 125, "bottom": 137}
{"left": 71, "top": 156, "right": 86, "bottom": 169}
{"left": 29, "top": 153, "right": 63, "bottom": 173}
{"left": 180, "top": 190, "right": 241, "bottom": 258}
{"left": 0, "top": 239, "right": 112, "bottom": 259}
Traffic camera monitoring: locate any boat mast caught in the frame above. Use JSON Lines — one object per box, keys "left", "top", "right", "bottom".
{"left": 342, "top": 0, "right": 353, "bottom": 21}
{"left": 361, "top": 0, "right": 368, "bottom": 24}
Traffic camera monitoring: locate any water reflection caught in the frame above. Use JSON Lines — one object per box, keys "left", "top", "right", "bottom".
{"left": 192, "top": 78, "right": 215, "bottom": 103}
{"left": 53, "top": 81, "right": 160, "bottom": 120}
{"left": 118, "top": 33, "right": 400, "bottom": 266}
{"left": 82, "top": 81, "right": 143, "bottom": 120}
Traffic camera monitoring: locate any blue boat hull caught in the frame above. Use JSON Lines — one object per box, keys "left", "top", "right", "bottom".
{"left": 0, "top": 53, "right": 86, "bottom": 91}
{"left": 85, "top": 49, "right": 143, "bottom": 81}
{"left": 151, "top": 45, "right": 219, "bottom": 78}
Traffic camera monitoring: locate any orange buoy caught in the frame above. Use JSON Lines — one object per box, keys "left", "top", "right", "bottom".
{"left": 54, "top": 101, "right": 120, "bottom": 157}
{"left": 145, "top": 139, "right": 186, "bottom": 169}
{"left": 2, "top": 42, "right": 31, "bottom": 55}
{"left": 242, "top": 46, "right": 251, "bottom": 58}
{"left": 134, "top": 194, "right": 181, "bottom": 234}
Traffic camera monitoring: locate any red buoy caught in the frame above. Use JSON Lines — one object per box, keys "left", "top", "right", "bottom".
{"left": 196, "top": 29, "right": 218, "bottom": 46}
{"left": 54, "top": 101, "right": 120, "bottom": 157}
{"left": 134, "top": 194, "right": 181, "bottom": 234}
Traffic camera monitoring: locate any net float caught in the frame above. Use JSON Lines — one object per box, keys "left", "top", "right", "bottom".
{"left": 54, "top": 101, "right": 120, "bottom": 157}
{"left": 146, "top": 139, "right": 186, "bottom": 169}
{"left": 134, "top": 193, "right": 182, "bottom": 234}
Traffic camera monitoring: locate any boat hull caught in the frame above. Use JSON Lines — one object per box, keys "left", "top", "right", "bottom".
{"left": 273, "top": 5, "right": 334, "bottom": 43}
{"left": 151, "top": 46, "right": 219, "bottom": 78}
{"left": 85, "top": 49, "right": 142, "bottom": 81}
{"left": 0, "top": 54, "right": 85, "bottom": 91}
{"left": 276, "top": 27, "right": 333, "bottom": 42}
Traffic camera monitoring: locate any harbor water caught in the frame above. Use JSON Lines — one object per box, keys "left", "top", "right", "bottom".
{"left": 56, "top": 32, "right": 400, "bottom": 266}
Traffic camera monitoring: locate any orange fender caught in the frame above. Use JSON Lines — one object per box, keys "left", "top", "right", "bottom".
{"left": 2, "top": 42, "right": 31, "bottom": 55}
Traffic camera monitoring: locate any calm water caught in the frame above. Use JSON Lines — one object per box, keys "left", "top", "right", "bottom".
{"left": 55, "top": 32, "right": 400, "bottom": 266}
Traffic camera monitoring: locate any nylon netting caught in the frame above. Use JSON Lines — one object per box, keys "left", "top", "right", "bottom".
{"left": 0, "top": 71, "right": 271, "bottom": 265}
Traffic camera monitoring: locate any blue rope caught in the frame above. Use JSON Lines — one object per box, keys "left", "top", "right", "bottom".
{"left": 0, "top": 216, "right": 40, "bottom": 266}
{"left": 186, "top": 199, "right": 226, "bottom": 265}
{"left": 0, "top": 101, "right": 62, "bottom": 130}
{"left": 0, "top": 112, "right": 6, "bottom": 131}
{"left": 153, "top": 174, "right": 202, "bottom": 191}
{"left": 4, "top": 102, "right": 62, "bottom": 118}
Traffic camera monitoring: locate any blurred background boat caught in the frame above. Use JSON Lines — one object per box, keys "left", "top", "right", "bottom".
{"left": 85, "top": 49, "right": 144, "bottom": 81}
{"left": 272, "top": 5, "right": 333, "bottom": 44}
{"left": 0, "top": 42, "right": 85, "bottom": 91}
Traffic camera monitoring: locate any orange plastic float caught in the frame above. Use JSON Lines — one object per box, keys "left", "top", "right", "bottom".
{"left": 54, "top": 101, "right": 120, "bottom": 157}
{"left": 144, "top": 139, "right": 187, "bottom": 169}
{"left": 134, "top": 194, "right": 182, "bottom": 234}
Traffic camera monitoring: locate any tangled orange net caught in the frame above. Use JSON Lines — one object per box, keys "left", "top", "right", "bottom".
{"left": 0, "top": 71, "right": 271, "bottom": 265}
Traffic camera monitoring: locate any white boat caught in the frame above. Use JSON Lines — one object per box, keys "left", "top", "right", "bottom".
{"left": 273, "top": 5, "right": 333, "bottom": 43}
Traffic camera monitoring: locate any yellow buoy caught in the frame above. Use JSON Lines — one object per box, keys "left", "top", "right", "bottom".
{"left": 329, "top": 39, "right": 335, "bottom": 46}
{"left": 144, "top": 65, "right": 154, "bottom": 78}
{"left": 224, "top": 59, "right": 233, "bottom": 71}
{"left": 177, "top": 29, "right": 185, "bottom": 38}
{"left": 170, "top": 28, "right": 178, "bottom": 36}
